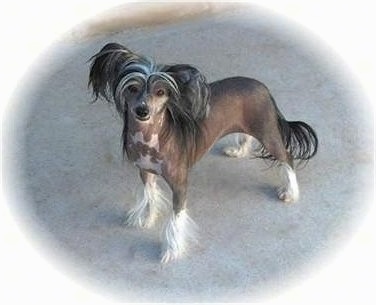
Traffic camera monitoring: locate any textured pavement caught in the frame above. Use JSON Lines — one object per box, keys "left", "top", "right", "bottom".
{"left": 3, "top": 5, "right": 374, "bottom": 302}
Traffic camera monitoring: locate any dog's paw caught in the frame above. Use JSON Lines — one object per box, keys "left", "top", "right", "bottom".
{"left": 160, "top": 249, "right": 180, "bottom": 264}
{"left": 160, "top": 210, "right": 198, "bottom": 263}
{"left": 277, "top": 187, "right": 298, "bottom": 203}
{"left": 223, "top": 146, "right": 247, "bottom": 158}
{"left": 123, "top": 210, "right": 153, "bottom": 228}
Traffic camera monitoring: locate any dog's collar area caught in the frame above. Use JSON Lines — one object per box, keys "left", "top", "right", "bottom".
{"left": 129, "top": 132, "right": 163, "bottom": 175}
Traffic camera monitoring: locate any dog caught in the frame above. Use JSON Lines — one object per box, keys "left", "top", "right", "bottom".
{"left": 88, "top": 43, "right": 318, "bottom": 263}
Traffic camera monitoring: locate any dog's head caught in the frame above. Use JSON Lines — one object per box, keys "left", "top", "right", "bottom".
{"left": 89, "top": 43, "right": 210, "bottom": 153}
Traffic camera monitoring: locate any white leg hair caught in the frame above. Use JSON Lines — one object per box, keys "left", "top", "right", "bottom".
{"left": 223, "top": 133, "right": 253, "bottom": 158}
{"left": 161, "top": 209, "right": 198, "bottom": 263}
{"left": 124, "top": 180, "right": 168, "bottom": 228}
{"left": 277, "top": 163, "right": 299, "bottom": 203}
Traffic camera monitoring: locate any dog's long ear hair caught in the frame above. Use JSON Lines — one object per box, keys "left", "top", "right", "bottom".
{"left": 88, "top": 43, "right": 153, "bottom": 156}
{"left": 88, "top": 42, "right": 142, "bottom": 115}
{"left": 163, "top": 64, "right": 210, "bottom": 157}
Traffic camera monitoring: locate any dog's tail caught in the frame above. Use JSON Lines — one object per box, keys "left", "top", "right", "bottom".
{"left": 278, "top": 118, "right": 318, "bottom": 161}
{"left": 273, "top": 97, "right": 318, "bottom": 162}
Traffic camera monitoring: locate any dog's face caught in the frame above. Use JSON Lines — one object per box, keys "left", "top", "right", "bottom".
{"left": 89, "top": 43, "right": 210, "bottom": 152}
{"left": 124, "top": 77, "right": 174, "bottom": 123}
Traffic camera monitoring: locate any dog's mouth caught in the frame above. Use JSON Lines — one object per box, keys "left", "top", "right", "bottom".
{"left": 136, "top": 115, "right": 151, "bottom": 122}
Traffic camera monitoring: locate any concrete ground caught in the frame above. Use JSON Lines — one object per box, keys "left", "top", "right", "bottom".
{"left": 3, "top": 5, "right": 374, "bottom": 302}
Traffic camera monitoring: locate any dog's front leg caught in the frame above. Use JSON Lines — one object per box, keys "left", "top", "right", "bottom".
{"left": 161, "top": 171, "right": 198, "bottom": 263}
{"left": 124, "top": 170, "right": 167, "bottom": 228}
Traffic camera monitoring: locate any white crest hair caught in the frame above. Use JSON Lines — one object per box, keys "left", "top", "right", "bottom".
{"left": 114, "top": 60, "right": 180, "bottom": 103}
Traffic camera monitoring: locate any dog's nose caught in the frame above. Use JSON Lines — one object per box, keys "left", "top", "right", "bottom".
{"left": 135, "top": 105, "right": 150, "bottom": 121}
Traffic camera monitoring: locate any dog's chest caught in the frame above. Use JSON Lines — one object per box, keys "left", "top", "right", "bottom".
{"left": 127, "top": 132, "right": 164, "bottom": 175}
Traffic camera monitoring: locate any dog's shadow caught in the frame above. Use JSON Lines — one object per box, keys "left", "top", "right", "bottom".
{"left": 90, "top": 203, "right": 163, "bottom": 263}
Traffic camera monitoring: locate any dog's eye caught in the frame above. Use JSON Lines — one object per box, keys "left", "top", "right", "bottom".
{"left": 156, "top": 89, "right": 165, "bottom": 97}
{"left": 128, "top": 85, "right": 139, "bottom": 94}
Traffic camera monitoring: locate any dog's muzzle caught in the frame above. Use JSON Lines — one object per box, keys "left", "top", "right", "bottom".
{"left": 134, "top": 105, "right": 150, "bottom": 121}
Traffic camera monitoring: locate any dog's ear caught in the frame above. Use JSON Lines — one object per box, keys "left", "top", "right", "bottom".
{"left": 160, "top": 64, "right": 210, "bottom": 159}
{"left": 165, "top": 64, "right": 210, "bottom": 121}
{"left": 88, "top": 43, "right": 136, "bottom": 114}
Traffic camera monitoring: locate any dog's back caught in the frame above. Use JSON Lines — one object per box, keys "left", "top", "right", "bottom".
{"left": 207, "top": 76, "right": 317, "bottom": 164}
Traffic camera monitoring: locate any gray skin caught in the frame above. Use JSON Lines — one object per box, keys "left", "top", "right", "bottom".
{"left": 125, "top": 77, "right": 291, "bottom": 216}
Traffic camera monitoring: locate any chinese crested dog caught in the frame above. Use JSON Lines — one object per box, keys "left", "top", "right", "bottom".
{"left": 88, "top": 43, "right": 318, "bottom": 263}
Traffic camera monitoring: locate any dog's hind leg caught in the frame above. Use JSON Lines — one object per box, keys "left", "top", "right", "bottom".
{"left": 124, "top": 171, "right": 168, "bottom": 228}
{"left": 277, "top": 162, "right": 299, "bottom": 203}
{"left": 223, "top": 133, "right": 253, "bottom": 158}
{"left": 161, "top": 172, "right": 198, "bottom": 263}
{"left": 258, "top": 133, "right": 299, "bottom": 203}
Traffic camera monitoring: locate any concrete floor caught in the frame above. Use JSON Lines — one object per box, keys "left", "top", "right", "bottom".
{"left": 3, "top": 5, "right": 374, "bottom": 302}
